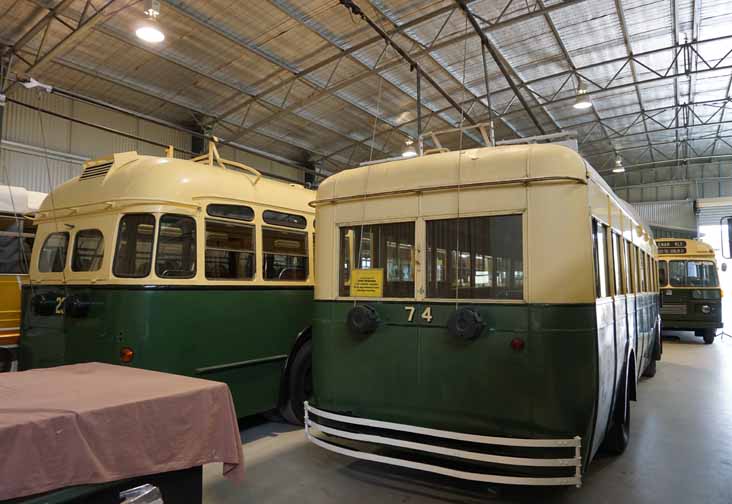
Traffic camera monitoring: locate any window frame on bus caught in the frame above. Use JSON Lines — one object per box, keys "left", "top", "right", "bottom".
{"left": 337, "top": 219, "right": 416, "bottom": 299}
{"left": 113, "top": 213, "right": 156, "bottom": 279}
{"left": 204, "top": 217, "right": 256, "bottom": 281}
{"left": 592, "top": 219, "right": 611, "bottom": 299}
{"left": 262, "top": 225, "right": 309, "bottom": 282}
{"left": 71, "top": 228, "right": 105, "bottom": 273}
{"left": 38, "top": 231, "right": 70, "bottom": 273}
{"left": 155, "top": 213, "right": 197, "bottom": 280}
{"left": 0, "top": 214, "right": 36, "bottom": 275}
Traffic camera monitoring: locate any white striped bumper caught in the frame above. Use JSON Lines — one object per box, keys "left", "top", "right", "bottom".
{"left": 305, "top": 402, "right": 582, "bottom": 487}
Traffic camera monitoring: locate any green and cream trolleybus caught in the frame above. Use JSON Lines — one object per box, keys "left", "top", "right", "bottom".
{"left": 657, "top": 238, "right": 722, "bottom": 344}
{"left": 20, "top": 146, "right": 315, "bottom": 423}
{"left": 306, "top": 136, "right": 661, "bottom": 486}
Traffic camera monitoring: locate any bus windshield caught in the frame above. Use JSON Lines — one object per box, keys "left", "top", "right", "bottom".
{"left": 669, "top": 260, "right": 718, "bottom": 287}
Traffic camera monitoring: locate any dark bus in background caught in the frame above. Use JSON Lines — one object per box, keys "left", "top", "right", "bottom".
{"left": 657, "top": 238, "right": 722, "bottom": 344}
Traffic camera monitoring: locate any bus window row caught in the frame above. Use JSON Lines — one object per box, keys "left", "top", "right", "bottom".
{"left": 339, "top": 214, "right": 523, "bottom": 300}
{"left": 37, "top": 204, "right": 311, "bottom": 282}
{"left": 592, "top": 218, "right": 657, "bottom": 299}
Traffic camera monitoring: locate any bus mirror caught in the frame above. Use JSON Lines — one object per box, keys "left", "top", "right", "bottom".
{"left": 722, "top": 216, "right": 732, "bottom": 259}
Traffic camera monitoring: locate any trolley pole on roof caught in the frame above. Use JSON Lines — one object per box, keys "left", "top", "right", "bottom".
{"left": 339, "top": 0, "right": 478, "bottom": 130}
{"left": 416, "top": 67, "right": 422, "bottom": 155}
{"left": 455, "top": 0, "right": 547, "bottom": 135}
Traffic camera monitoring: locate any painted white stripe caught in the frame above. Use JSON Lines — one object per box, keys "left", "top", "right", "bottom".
{"left": 306, "top": 404, "right": 580, "bottom": 448}
{"left": 305, "top": 429, "right": 581, "bottom": 487}
{"left": 308, "top": 420, "right": 580, "bottom": 468}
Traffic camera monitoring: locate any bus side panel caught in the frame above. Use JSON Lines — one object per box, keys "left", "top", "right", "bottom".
{"left": 626, "top": 293, "right": 638, "bottom": 379}
{"left": 313, "top": 301, "right": 598, "bottom": 460}
{"left": 590, "top": 297, "right": 616, "bottom": 459}
{"left": 22, "top": 286, "right": 313, "bottom": 418}
{"left": 614, "top": 295, "right": 629, "bottom": 395}
{"left": 20, "top": 285, "right": 68, "bottom": 369}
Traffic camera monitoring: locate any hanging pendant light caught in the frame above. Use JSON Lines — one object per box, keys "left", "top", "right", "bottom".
{"left": 612, "top": 155, "right": 625, "bottom": 173}
{"left": 136, "top": 0, "right": 165, "bottom": 43}
{"left": 573, "top": 77, "right": 592, "bottom": 110}
{"left": 402, "top": 138, "right": 417, "bottom": 158}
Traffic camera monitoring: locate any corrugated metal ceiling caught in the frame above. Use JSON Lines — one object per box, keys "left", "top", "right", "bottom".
{"left": 0, "top": 0, "right": 731, "bottom": 177}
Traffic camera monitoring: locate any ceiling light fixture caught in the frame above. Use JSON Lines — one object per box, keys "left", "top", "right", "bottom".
{"left": 402, "top": 138, "right": 417, "bottom": 158}
{"left": 612, "top": 155, "right": 625, "bottom": 173}
{"left": 136, "top": 0, "right": 165, "bottom": 43}
{"left": 573, "top": 78, "right": 592, "bottom": 110}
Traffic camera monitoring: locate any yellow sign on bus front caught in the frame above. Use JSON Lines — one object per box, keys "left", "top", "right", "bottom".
{"left": 350, "top": 269, "right": 384, "bottom": 297}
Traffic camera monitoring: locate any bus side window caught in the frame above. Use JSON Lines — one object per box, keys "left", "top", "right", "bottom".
{"left": 205, "top": 220, "right": 255, "bottom": 280}
{"left": 0, "top": 215, "right": 34, "bottom": 274}
{"left": 338, "top": 222, "right": 414, "bottom": 298}
{"left": 611, "top": 233, "right": 623, "bottom": 295}
{"left": 38, "top": 232, "right": 70, "bottom": 273}
{"left": 263, "top": 227, "right": 308, "bottom": 281}
{"left": 113, "top": 214, "right": 155, "bottom": 278}
{"left": 639, "top": 250, "right": 647, "bottom": 292}
{"left": 71, "top": 229, "right": 104, "bottom": 272}
{"left": 623, "top": 240, "right": 632, "bottom": 294}
{"left": 156, "top": 214, "right": 197, "bottom": 279}
{"left": 592, "top": 219, "right": 610, "bottom": 298}
{"left": 658, "top": 260, "right": 667, "bottom": 287}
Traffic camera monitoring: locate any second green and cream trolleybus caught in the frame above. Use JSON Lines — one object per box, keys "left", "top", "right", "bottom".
{"left": 20, "top": 145, "right": 315, "bottom": 423}
{"left": 657, "top": 238, "right": 722, "bottom": 344}
{"left": 305, "top": 135, "right": 661, "bottom": 486}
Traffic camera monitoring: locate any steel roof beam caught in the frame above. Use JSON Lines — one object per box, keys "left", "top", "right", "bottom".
{"left": 455, "top": 0, "right": 546, "bottom": 134}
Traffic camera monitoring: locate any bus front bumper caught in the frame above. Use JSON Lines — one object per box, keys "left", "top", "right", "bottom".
{"left": 304, "top": 402, "right": 582, "bottom": 487}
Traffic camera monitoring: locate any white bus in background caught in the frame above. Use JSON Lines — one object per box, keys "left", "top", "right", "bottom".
{"left": 0, "top": 186, "right": 46, "bottom": 372}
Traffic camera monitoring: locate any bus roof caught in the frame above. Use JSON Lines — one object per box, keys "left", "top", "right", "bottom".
{"left": 37, "top": 151, "right": 314, "bottom": 218}
{"left": 656, "top": 238, "right": 715, "bottom": 258}
{"left": 0, "top": 185, "right": 46, "bottom": 214}
{"left": 316, "top": 143, "right": 649, "bottom": 236}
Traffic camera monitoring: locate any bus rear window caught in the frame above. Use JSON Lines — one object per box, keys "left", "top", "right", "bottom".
{"left": 339, "top": 222, "right": 415, "bottom": 298}
{"left": 156, "top": 214, "right": 197, "bottom": 279}
{"left": 207, "top": 204, "right": 254, "bottom": 222}
{"left": 263, "top": 210, "right": 307, "bottom": 229}
{"left": 72, "top": 229, "right": 104, "bottom": 272}
{"left": 38, "top": 232, "right": 69, "bottom": 273}
{"left": 263, "top": 228, "right": 308, "bottom": 281}
{"left": 426, "top": 215, "right": 523, "bottom": 300}
{"left": 205, "top": 220, "right": 255, "bottom": 280}
{"left": 113, "top": 214, "right": 155, "bottom": 278}
{"left": 669, "top": 260, "right": 718, "bottom": 288}
{"left": 0, "top": 216, "right": 35, "bottom": 274}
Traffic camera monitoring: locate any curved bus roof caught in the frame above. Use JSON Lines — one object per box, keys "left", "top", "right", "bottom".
{"left": 35, "top": 151, "right": 314, "bottom": 220}
{"left": 316, "top": 143, "right": 651, "bottom": 240}
{"left": 0, "top": 186, "right": 46, "bottom": 215}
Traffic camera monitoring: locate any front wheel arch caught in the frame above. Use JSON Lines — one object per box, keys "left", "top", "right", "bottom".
{"left": 278, "top": 326, "right": 312, "bottom": 422}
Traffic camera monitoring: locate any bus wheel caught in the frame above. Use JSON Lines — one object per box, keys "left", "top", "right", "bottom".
{"left": 642, "top": 358, "right": 656, "bottom": 378}
{"left": 703, "top": 329, "right": 716, "bottom": 345}
{"left": 602, "top": 377, "right": 630, "bottom": 455}
{"left": 281, "top": 340, "right": 312, "bottom": 425}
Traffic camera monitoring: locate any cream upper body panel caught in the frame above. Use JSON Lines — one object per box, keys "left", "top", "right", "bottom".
{"left": 656, "top": 238, "right": 716, "bottom": 259}
{"left": 30, "top": 152, "right": 316, "bottom": 286}
{"left": 315, "top": 143, "right": 655, "bottom": 304}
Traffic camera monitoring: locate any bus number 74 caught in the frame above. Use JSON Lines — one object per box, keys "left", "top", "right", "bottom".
{"left": 404, "top": 306, "right": 433, "bottom": 323}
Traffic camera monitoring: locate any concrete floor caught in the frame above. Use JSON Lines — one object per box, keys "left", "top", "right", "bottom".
{"left": 203, "top": 331, "right": 732, "bottom": 503}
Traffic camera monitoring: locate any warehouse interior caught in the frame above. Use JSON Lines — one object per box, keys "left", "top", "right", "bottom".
{"left": 1, "top": 0, "right": 732, "bottom": 502}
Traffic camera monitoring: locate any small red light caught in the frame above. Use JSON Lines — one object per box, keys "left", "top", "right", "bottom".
{"left": 510, "top": 338, "right": 525, "bottom": 351}
{"left": 120, "top": 347, "right": 134, "bottom": 363}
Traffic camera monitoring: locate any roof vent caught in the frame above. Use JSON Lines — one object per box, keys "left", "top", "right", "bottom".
{"left": 79, "top": 161, "right": 113, "bottom": 181}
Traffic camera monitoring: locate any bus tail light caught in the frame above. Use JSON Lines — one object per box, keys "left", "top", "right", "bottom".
{"left": 120, "top": 347, "right": 134, "bottom": 363}
{"left": 510, "top": 338, "right": 525, "bottom": 351}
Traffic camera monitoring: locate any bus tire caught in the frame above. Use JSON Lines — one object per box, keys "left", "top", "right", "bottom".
{"left": 281, "top": 340, "right": 312, "bottom": 425}
{"left": 703, "top": 329, "right": 716, "bottom": 345}
{"left": 602, "top": 372, "right": 630, "bottom": 455}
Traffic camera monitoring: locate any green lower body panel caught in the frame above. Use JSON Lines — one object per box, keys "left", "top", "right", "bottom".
{"left": 311, "top": 296, "right": 659, "bottom": 478}
{"left": 20, "top": 285, "right": 312, "bottom": 418}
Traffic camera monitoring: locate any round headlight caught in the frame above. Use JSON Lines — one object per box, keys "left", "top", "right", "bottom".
{"left": 701, "top": 305, "right": 711, "bottom": 314}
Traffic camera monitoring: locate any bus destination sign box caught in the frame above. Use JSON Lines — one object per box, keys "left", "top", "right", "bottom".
{"left": 657, "top": 241, "right": 686, "bottom": 255}
{"left": 350, "top": 269, "right": 384, "bottom": 297}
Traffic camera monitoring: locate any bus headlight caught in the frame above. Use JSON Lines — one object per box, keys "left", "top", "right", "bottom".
{"left": 701, "top": 305, "right": 711, "bottom": 314}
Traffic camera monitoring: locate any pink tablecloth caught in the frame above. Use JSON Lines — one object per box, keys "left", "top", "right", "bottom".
{"left": 0, "top": 362, "right": 244, "bottom": 500}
